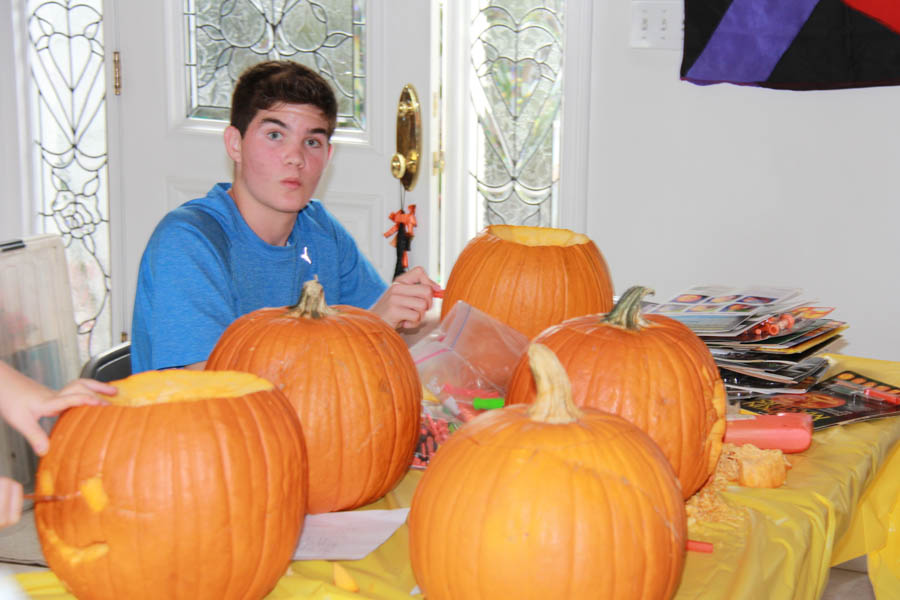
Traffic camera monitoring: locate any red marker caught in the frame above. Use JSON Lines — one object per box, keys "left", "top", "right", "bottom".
{"left": 862, "top": 387, "right": 900, "bottom": 405}
{"left": 686, "top": 539, "right": 714, "bottom": 553}
{"left": 432, "top": 288, "right": 444, "bottom": 299}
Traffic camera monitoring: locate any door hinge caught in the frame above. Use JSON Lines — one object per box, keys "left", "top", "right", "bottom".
{"left": 432, "top": 150, "right": 445, "bottom": 176}
{"left": 113, "top": 51, "right": 122, "bottom": 96}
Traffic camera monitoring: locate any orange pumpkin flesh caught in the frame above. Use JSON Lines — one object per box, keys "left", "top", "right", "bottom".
{"left": 440, "top": 225, "right": 614, "bottom": 338}
{"left": 506, "top": 286, "right": 726, "bottom": 498}
{"left": 206, "top": 279, "right": 421, "bottom": 513}
{"left": 34, "top": 370, "right": 308, "bottom": 600}
{"left": 409, "top": 344, "right": 687, "bottom": 600}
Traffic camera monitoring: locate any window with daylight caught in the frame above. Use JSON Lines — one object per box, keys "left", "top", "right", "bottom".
{"left": 25, "top": 0, "right": 112, "bottom": 361}
{"left": 469, "top": 0, "right": 565, "bottom": 228}
{"left": 184, "top": 0, "right": 367, "bottom": 131}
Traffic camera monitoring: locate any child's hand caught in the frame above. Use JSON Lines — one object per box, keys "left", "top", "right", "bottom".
{"left": 0, "top": 362, "right": 116, "bottom": 456}
{"left": 47, "top": 378, "right": 116, "bottom": 413}
{"left": 24, "top": 379, "right": 115, "bottom": 455}
{"left": 370, "top": 266, "right": 441, "bottom": 329}
{"left": 0, "top": 477, "right": 24, "bottom": 529}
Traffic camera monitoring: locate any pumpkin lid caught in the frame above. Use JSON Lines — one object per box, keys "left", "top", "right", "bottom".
{"left": 108, "top": 370, "right": 274, "bottom": 407}
{"left": 488, "top": 224, "right": 591, "bottom": 247}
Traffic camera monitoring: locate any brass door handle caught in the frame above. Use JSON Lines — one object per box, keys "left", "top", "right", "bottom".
{"left": 391, "top": 84, "right": 422, "bottom": 191}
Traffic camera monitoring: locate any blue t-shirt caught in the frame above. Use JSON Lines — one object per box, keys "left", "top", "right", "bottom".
{"left": 131, "top": 183, "right": 387, "bottom": 372}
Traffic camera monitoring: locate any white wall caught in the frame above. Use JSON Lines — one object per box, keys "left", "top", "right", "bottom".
{"left": 583, "top": 4, "right": 900, "bottom": 361}
{"left": 0, "top": 0, "right": 25, "bottom": 242}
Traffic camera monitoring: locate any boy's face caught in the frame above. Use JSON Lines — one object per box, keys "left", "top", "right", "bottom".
{"left": 224, "top": 102, "right": 333, "bottom": 216}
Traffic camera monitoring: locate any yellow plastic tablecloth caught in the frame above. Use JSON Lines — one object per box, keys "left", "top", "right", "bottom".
{"left": 15, "top": 354, "right": 900, "bottom": 599}
{"left": 677, "top": 354, "right": 900, "bottom": 599}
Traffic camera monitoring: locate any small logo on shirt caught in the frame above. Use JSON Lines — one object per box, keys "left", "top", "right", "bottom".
{"left": 301, "top": 246, "right": 311, "bottom": 264}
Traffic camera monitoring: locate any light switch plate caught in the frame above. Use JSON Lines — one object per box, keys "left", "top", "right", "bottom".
{"left": 630, "top": 0, "right": 684, "bottom": 50}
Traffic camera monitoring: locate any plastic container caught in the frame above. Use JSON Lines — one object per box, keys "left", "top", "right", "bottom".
{"left": 0, "top": 234, "right": 80, "bottom": 491}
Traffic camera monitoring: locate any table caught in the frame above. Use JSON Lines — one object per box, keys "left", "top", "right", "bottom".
{"left": 12, "top": 354, "right": 900, "bottom": 599}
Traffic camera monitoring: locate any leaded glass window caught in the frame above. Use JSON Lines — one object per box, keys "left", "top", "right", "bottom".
{"left": 184, "top": 0, "right": 367, "bottom": 131}
{"left": 470, "top": 0, "right": 564, "bottom": 228}
{"left": 26, "top": 0, "right": 112, "bottom": 361}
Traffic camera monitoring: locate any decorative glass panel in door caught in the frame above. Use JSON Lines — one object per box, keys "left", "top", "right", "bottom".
{"left": 25, "top": 0, "right": 112, "bottom": 361}
{"left": 183, "top": 0, "right": 366, "bottom": 131}
{"left": 470, "top": 0, "right": 564, "bottom": 228}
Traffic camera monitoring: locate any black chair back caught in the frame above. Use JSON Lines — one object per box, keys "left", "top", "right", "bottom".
{"left": 79, "top": 341, "right": 132, "bottom": 383}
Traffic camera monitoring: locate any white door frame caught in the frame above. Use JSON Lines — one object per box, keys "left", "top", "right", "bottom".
{"left": 557, "top": 1, "right": 593, "bottom": 232}
{"left": 0, "top": 0, "right": 34, "bottom": 242}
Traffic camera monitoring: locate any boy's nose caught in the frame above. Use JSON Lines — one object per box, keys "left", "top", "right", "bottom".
{"left": 284, "top": 146, "right": 305, "bottom": 167}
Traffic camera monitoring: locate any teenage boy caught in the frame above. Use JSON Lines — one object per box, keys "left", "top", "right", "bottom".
{"left": 131, "top": 61, "right": 438, "bottom": 372}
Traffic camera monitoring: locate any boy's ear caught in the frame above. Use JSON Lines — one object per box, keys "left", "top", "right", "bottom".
{"left": 223, "top": 126, "right": 242, "bottom": 164}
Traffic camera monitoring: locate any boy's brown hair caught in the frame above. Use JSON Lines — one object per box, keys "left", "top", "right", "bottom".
{"left": 230, "top": 60, "right": 338, "bottom": 137}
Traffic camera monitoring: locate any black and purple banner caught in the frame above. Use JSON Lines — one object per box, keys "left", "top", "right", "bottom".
{"left": 681, "top": 0, "right": 900, "bottom": 90}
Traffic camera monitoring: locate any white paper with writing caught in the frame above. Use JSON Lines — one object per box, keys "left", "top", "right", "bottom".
{"left": 292, "top": 508, "right": 411, "bottom": 561}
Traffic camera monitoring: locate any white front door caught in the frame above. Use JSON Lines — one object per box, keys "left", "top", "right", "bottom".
{"left": 105, "top": 1, "right": 435, "bottom": 338}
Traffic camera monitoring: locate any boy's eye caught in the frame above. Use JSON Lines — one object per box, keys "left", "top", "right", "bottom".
{"left": 305, "top": 138, "right": 323, "bottom": 148}
{"left": 266, "top": 131, "right": 283, "bottom": 140}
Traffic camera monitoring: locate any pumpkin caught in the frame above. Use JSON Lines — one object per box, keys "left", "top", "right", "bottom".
{"left": 506, "top": 285, "right": 726, "bottom": 498}
{"left": 440, "top": 225, "right": 613, "bottom": 338}
{"left": 34, "top": 370, "right": 308, "bottom": 600}
{"left": 408, "top": 343, "right": 687, "bottom": 600}
{"left": 206, "top": 278, "right": 421, "bottom": 513}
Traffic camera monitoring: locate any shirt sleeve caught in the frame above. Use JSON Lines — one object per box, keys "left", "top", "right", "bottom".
{"left": 131, "top": 215, "right": 237, "bottom": 372}
{"left": 326, "top": 209, "right": 388, "bottom": 309}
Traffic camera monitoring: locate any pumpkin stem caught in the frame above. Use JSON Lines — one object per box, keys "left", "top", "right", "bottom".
{"left": 286, "top": 277, "right": 337, "bottom": 319}
{"left": 604, "top": 285, "right": 654, "bottom": 330}
{"left": 526, "top": 343, "right": 583, "bottom": 424}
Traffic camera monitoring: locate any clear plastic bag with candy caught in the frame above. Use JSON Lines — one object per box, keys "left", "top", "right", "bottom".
{"left": 409, "top": 301, "right": 530, "bottom": 468}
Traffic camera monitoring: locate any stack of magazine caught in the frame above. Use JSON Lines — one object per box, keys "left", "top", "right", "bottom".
{"left": 644, "top": 285, "right": 845, "bottom": 396}
{"left": 644, "top": 285, "right": 900, "bottom": 429}
{"left": 737, "top": 369, "right": 900, "bottom": 429}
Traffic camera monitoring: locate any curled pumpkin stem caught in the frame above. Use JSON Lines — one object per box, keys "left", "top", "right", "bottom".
{"left": 604, "top": 285, "right": 654, "bottom": 330}
{"left": 526, "top": 343, "right": 583, "bottom": 424}
{"left": 287, "top": 277, "right": 338, "bottom": 319}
